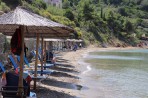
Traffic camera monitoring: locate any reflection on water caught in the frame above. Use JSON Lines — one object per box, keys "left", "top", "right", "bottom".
{"left": 87, "top": 55, "right": 143, "bottom": 60}
{"left": 86, "top": 49, "right": 148, "bottom": 72}
{"left": 79, "top": 49, "right": 148, "bottom": 98}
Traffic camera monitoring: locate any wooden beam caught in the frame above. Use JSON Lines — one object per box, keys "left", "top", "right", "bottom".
{"left": 34, "top": 34, "right": 39, "bottom": 90}
{"left": 18, "top": 25, "right": 25, "bottom": 98}
{"left": 44, "top": 41, "right": 46, "bottom": 66}
{"left": 41, "top": 37, "right": 44, "bottom": 76}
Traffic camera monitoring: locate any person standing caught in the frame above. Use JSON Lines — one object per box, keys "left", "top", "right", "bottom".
{"left": 24, "top": 43, "right": 28, "bottom": 57}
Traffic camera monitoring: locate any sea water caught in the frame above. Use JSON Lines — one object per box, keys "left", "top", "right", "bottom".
{"left": 78, "top": 49, "right": 148, "bottom": 98}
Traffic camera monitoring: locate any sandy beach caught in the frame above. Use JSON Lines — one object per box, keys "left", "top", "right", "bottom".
{"left": 34, "top": 46, "right": 141, "bottom": 98}
{"left": 33, "top": 46, "right": 99, "bottom": 98}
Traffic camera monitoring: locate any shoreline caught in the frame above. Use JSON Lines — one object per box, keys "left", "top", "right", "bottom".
{"left": 61, "top": 46, "right": 144, "bottom": 98}
{"left": 0, "top": 46, "right": 144, "bottom": 98}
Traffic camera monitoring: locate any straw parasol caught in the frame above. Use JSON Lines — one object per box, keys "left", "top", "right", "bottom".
{"left": 0, "top": 7, "right": 74, "bottom": 97}
{"left": 0, "top": 7, "right": 73, "bottom": 38}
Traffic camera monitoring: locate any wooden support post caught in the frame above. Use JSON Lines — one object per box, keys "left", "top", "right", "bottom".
{"left": 34, "top": 34, "right": 39, "bottom": 90}
{"left": 41, "top": 37, "right": 44, "bottom": 75}
{"left": 18, "top": 25, "right": 25, "bottom": 98}
{"left": 44, "top": 41, "right": 46, "bottom": 66}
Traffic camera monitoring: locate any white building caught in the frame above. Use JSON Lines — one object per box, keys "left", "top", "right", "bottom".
{"left": 43, "top": 0, "right": 62, "bottom": 8}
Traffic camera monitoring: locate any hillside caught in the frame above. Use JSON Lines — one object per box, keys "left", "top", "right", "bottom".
{"left": 0, "top": 0, "right": 148, "bottom": 47}
{"left": 62, "top": 0, "right": 148, "bottom": 46}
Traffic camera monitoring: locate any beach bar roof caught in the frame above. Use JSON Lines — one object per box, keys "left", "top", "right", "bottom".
{"left": 0, "top": 7, "right": 74, "bottom": 95}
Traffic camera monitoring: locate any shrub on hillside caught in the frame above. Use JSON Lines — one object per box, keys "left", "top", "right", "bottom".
{"left": 0, "top": 2, "right": 10, "bottom": 12}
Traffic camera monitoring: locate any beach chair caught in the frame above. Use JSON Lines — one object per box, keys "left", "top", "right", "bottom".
{"left": 33, "top": 51, "right": 64, "bottom": 67}
{"left": 31, "top": 50, "right": 41, "bottom": 61}
{"left": 8, "top": 55, "right": 18, "bottom": 70}
{"left": 38, "top": 47, "right": 42, "bottom": 56}
{"left": 37, "top": 63, "right": 54, "bottom": 70}
{"left": 0, "top": 62, "right": 6, "bottom": 73}
{"left": 8, "top": 54, "right": 54, "bottom": 75}
{"left": 23, "top": 70, "right": 48, "bottom": 87}
{"left": 17, "top": 54, "right": 54, "bottom": 70}
{"left": 17, "top": 55, "right": 30, "bottom": 67}
{"left": 30, "top": 50, "right": 55, "bottom": 69}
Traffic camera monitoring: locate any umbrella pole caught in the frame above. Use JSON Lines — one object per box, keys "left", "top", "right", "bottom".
{"left": 44, "top": 41, "right": 46, "bottom": 66}
{"left": 48, "top": 42, "right": 50, "bottom": 61}
{"left": 41, "top": 37, "right": 44, "bottom": 75}
{"left": 34, "top": 34, "right": 39, "bottom": 90}
{"left": 18, "top": 25, "right": 25, "bottom": 98}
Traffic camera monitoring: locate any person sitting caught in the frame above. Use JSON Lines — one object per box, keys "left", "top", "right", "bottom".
{"left": 1, "top": 63, "right": 32, "bottom": 96}
{"left": 73, "top": 44, "right": 78, "bottom": 51}
{"left": 44, "top": 50, "right": 56, "bottom": 64}
{"left": 1, "top": 71, "right": 31, "bottom": 97}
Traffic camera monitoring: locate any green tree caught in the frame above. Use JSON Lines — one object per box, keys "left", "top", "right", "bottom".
{"left": 32, "top": 0, "right": 47, "bottom": 9}
{"left": 104, "top": 0, "right": 109, "bottom": 5}
{"left": 141, "top": 4, "right": 148, "bottom": 12}
{"left": 137, "top": 0, "right": 143, "bottom": 5}
{"left": 124, "top": 21, "right": 133, "bottom": 32}
{"left": 101, "top": 7, "right": 103, "bottom": 18}
{"left": 109, "top": 0, "right": 123, "bottom": 5}
{"left": 82, "top": 1, "right": 94, "bottom": 21}
{"left": 19, "top": 0, "right": 22, "bottom": 5}
{"left": 64, "top": 9, "right": 75, "bottom": 21}
{"left": 63, "top": 0, "right": 70, "bottom": 9}
{"left": 118, "top": 7, "right": 128, "bottom": 16}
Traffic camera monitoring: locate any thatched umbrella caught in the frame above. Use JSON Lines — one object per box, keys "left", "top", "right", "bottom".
{"left": 0, "top": 7, "right": 73, "bottom": 97}
{"left": 0, "top": 7, "right": 73, "bottom": 37}
{"left": 44, "top": 38, "right": 65, "bottom": 52}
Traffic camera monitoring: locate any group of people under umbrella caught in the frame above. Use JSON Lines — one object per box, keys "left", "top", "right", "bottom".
{"left": 0, "top": 7, "right": 74, "bottom": 98}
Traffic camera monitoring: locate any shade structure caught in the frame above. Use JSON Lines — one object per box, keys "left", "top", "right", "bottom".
{"left": 66, "top": 39, "right": 83, "bottom": 42}
{"left": 0, "top": 7, "right": 74, "bottom": 38}
{"left": 0, "top": 6, "right": 74, "bottom": 96}
{"left": 44, "top": 38, "right": 65, "bottom": 42}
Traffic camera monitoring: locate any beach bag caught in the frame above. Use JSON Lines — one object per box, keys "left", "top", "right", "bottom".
{"left": 25, "top": 75, "right": 32, "bottom": 84}
{"left": 11, "top": 28, "right": 22, "bottom": 55}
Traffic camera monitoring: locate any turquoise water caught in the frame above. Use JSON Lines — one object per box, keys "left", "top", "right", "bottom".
{"left": 78, "top": 49, "right": 148, "bottom": 98}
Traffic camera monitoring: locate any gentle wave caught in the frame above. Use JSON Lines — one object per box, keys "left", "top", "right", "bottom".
{"left": 82, "top": 65, "right": 91, "bottom": 74}
{"left": 78, "top": 51, "right": 92, "bottom": 74}
{"left": 78, "top": 60, "right": 92, "bottom": 75}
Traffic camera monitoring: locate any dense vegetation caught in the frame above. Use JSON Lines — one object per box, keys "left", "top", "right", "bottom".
{"left": 0, "top": 0, "right": 148, "bottom": 47}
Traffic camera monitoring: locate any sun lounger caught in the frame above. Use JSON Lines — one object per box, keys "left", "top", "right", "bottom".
{"left": 23, "top": 70, "right": 48, "bottom": 86}
{"left": 17, "top": 55, "right": 30, "bottom": 67}
{"left": 31, "top": 50, "right": 41, "bottom": 61}
{"left": 31, "top": 50, "right": 63, "bottom": 67}
{"left": 30, "top": 51, "right": 55, "bottom": 69}
{"left": 17, "top": 55, "right": 54, "bottom": 70}
{"left": 8, "top": 54, "right": 54, "bottom": 75}
{"left": 29, "top": 70, "right": 54, "bottom": 75}
{"left": 37, "top": 63, "right": 54, "bottom": 69}
{"left": 8, "top": 55, "right": 18, "bottom": 70}
{"left": 0, "top": 62, "right": 6, "bottom": 72}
